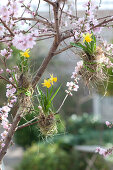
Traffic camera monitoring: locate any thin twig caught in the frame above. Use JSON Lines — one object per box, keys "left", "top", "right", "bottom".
{"left": 14, "top": 17, "right": 53, "bottom": 28}
{"left": 16, "top": 117, "right": 38, "bottom": 130}
{"left": 17, "top": 121, "right": 39, "bottom": 130}
{"left": 0, "top": 19, "right": 14, "bottom": 36}
{"left": 97, "top": 15, "right": 112, "bottom": 20}
{"left": 56, "top": 94, "right": 68, "bottom": 114}
{"left": 53, "top": 2, "right": 60, "bottom": 43}
{"left": 43, "top": 0, "right": 55, "bottom": 6}
{"left": 32, "top": 39, "right": 60, "bottom": 88}
{"left": 0, "top": 75, "right": 17, "bottom": 88}
{"left": 26, "top": 22, "right": 38, "bottom": 33}
{"left": 35, "top": 0, "right": 40, "bottom": 15}
{"left": 75, "top": 0, "right": 78, "bottom": 18}
{"left": 36, "top": 35, "right": 54, "bottom": 41}
{"left": 54, "top": 44, "right": 73, "bottom": 55}
{"left": 59, "top": 0, "right": 65, "bottom": 25}
{"left": 90, "top": 17, "right": 113, "bottom": 30}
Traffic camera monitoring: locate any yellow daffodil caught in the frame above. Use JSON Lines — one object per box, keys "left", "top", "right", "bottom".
{"left": 49, "top": 74, "right": 57, "bottom": 85}
{"left": 20, "top": 49, "right": 30, "bottom": 58}
{"left": 42, "top": 79, "right": 51, "bottom": 88}
{"left": 83, "top": 33, "right": 92, "bottom": 43}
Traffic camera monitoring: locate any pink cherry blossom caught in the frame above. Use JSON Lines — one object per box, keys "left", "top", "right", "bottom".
{"left": 6, "top": 88, "right": 16, "bottom": 98}
{"left": 1, "top": 143, "right": 5, "bottom": 148}
{"left": 95, "top": 147, "right": 107, "bottom": 156}
{"left": 31, "top": 30, "right": 39, "bottom": 37}
{"left": 1, "top": 131, "right": 8, "bottom": 139}
{"left": 0, "top": 49, "right": 7, "bottom": 56}
{"left": 6, "top": 68, "right": 11, "bottom": 73}
{"left": 6, "top": 84, "right": 13, "bottom": 89}
{"left": 0, "top": 6, "right": 10, "bottom": 22}
{"left": 12, "top": 33, "right": 36, "bottom": 51}
{"left": 106, "top": 121, "right": 111, "bottom": 127}
{"left": 1, "top": 121, "right": 9, "bottom": 129}
{"left": 1, "top": 106, "right": 11, "bottom": 113}
{"left": 0, "top": 69, "right": 3, "bottom": 74}
{"left": 73, "top": 84, "right": 79, "bottom": 91}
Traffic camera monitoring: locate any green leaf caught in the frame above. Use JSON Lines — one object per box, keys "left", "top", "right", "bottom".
{"left": 36, "top": 86, "right": 45, "bottom": 110}
{"left": 90, "top": 41, "right": 95, "bottom": 52}
{"left": 50, "top": 85, "right": 61, "bottom": 102}
{"left": 25, "top": 90, "right": 32, "bottom": 96}
{"left": 13, "top": 72, "right": 18, "bottom": 86}
{"left": 70, "top": 42, "right": 86, "bottom": 51}
{"left": 92, "top": 34, "right": 96, "bottom": 43}
{"left": 49, "top": 85, "right": 54, "bottom": 99}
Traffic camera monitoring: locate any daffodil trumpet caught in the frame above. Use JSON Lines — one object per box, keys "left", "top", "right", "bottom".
{"left": 20, "top": 49, "right": 30, "bottom": 58}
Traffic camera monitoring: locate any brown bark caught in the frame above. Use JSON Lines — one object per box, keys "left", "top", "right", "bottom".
{"left": 0, "top": 106, "right": 22, "bottom": 160}
{"left": 32, "top": 40, "right": 59, "bottom": 88}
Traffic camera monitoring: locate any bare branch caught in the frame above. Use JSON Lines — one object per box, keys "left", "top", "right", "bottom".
{"left": 16, "top": 117, "right": 38, "bottom": 130}
{"left": 0, "top": 19, "right": 14, "bottom": 36}
{"left": 14, "top": 17, "right": 53, "bottom": 28}
{"left": 32, "top": 39, "right": 59, "bottom": 88}
{"left": 54, "top": 44, "right": 73, "bottom": 55}
{"left": 53, "top": 2, "right": 60, "bottom": 43}
{"left": 56, "top": 94, "right": 68, "bottom": 114}
{"left": 36, "top": 35, "right": 54, "bottom": 41}
{"left": 0, "top": 75, "right": 17, "bottom": 88}
{"left": 43, "top": 0, "right": 55, "bottom": 6}
{"left": 97, "top": 15, "right": 112, "bottom": 21}
{"left": 90, "top": 17, "right": 113, "bottom": 30}
{"left": 61, "top": 10, "right": 77, "bottom": 19}
{"left": 59, "top": 1, "right": 65, "bottom": 25}
{"left": 17, "top": 120, "right": 39, "bottom": 130}
{"left": 35, "top": 0, "right": 40, "bottom": 15}
{"left": 75, "top": 0, "right": 78, "bottom": 18}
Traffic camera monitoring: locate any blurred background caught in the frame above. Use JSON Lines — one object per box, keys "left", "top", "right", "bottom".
{"left": 0, "top": 0, "right": 113, "bottom": 169}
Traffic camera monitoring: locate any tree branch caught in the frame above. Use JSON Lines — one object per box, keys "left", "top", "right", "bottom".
{"left": 32, "top": 39, "right": 59, "bottom": 88}
{"left": 17, "top": 120, "right": 39, "bottom": 130}
{"left": 0, "top": 108, "right": 21, "bottom": 161}
{"left": 90, "top": 17, "right": 113, "bottom": 30}
{"left": 53, "top": 2, "right": 60, "bottom": 43}
{"left": 0, "top": 75, "right": 17, "bottom": 88}
{"left": 14, "top": 17, "right": 53, "bottom": 28}
{"left": 54, "top": 44, "right": 73, "bottom": 55}
{"left": 0, "top": 98, "right": 31, "bottom": 161}
{"left": 0, "top": 19, "right": 14, "bottom": 37}
{"left": 43, "top": 0, "right": 55, "bottom": 6}
{"left": 16, "top": 117, "right": 38, "bottom": 130}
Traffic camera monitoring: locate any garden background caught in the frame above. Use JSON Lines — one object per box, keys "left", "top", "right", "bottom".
{"left": 0, "top": 0, "right": 113, "bottom": 169}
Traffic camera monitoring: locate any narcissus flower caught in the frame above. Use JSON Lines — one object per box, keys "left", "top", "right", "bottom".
{"left": 42, "top": 79, "right": 51, "bottom": 88}
{"left": 20, "top": 49, "right": 30, "bottom": 58}
{"left": 49, "top": 74, "right": 57, "bottom": 85}
{"left": 83, "top": 33, "right": 92, "bottom": 43}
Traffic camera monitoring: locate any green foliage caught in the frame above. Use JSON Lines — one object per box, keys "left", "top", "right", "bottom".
{"left": 16, "top": 143, "right": 109, "bottom": 170}
{"left": 70, "top": 33, "right": 96, "bottom": 56}
{"left": 66, "top": 113, "right": 113, "bottom": 145}
{"left": 18, "top": 54, "right": 29, "bottom": 73}
{"left": 36, "top": 84, "right": 61, "bottom": 114}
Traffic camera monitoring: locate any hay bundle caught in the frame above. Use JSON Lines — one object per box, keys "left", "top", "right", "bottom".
{"left": 38, "top": 113, "right": 57, "bottom": 136}
{"left": 17, "top": 74, "right": 33, "bottom": 112}
{"left": 18, "top": 73, "right": 30, "bottom": 89}
{"left": 79, "top": 46, "right": 108, "bottom": 88}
